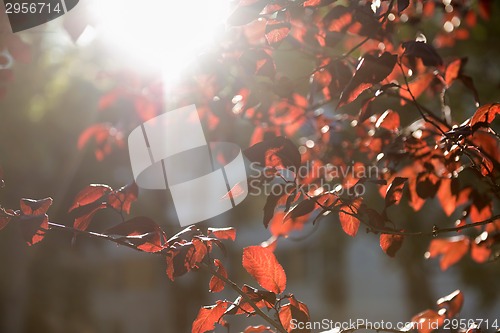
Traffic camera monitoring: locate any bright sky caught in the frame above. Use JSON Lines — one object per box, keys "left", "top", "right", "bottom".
{"left": 87, "top": 0, "right": 230, "bottom": 81}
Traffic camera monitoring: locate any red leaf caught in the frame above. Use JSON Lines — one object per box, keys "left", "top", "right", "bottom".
{"left": 104, "top": 216, "right": 167, "bottom": 253}
{"left": 209, "top": 259, "right": 227, "bottom": 293}
{"left": 397, "top": 0, "right": 410, "bottom": 13}
{"left": 436, "top": 178, "right": 459, "bottom": 217}
{"left": 69, "top": 184, "right": 112, "bottom": 212}
{"left": 192, "top": 301, "right": 230, "bottom": 333}
{"left": 385, "top": 177, "right": 407, "bottom": 207}
{"left": 241, "top": 284, "right": 276, "bottom": 309}
{"left": 0, "top": 208, "right": 16, "bottom": 231}
{"left": 375, "top": 110, "right": 400, "bottom": 131}
{"left": 338, "top": 52, "right": 397, "bottom": 107}
{"left": 427, "top": 236, "right": 470, "bottom": 270}
{"left": 445, "top": 59, "right": 463, "bottom": 86}
{"left": 244, "top": 326, "right": 275, "bottom": 333}
{"left": 278, "top": 296, "right": 311, "bottom": 333}
{"left": 437, "top": 290, "right": 464, "bottom": 318}
{"left": 242, "top": 246, "right": 287, "bottom": 294}
{"left": 411, "top": 309, "right": 444, "bottom": 333}
{"left": 470, "top": 103, "right": 500, "bottom": 127}
{"left": 400, "top": 73, "right": 434, "bottom": 105}
{"left": 244, "top": 136, "right": 301, "bottom": 171}
{"left": 339, "top": 199, "right": 361, "bottom": 237}
{"left": 402, "top": 41, "right": 443, "bottom": 66}
{"left": 107, "top": 183, "right": 138, "bottom": 214}
{"left": 73, "top": 202, "right": 107, "bottom": 231}
{"left": 20, "top": 214, "right": 48, "bottom": 246}
{"left": 19, "top": 197, "right": 53, "bottom": 216}
{"left": 77, "top": 123, "right": 112, "bottom": 150}
{"left": 207, "top": 227, "right": 236, "bottom": 241}
{"left": 380, "top": 233, "right": 404, "bottom": 257}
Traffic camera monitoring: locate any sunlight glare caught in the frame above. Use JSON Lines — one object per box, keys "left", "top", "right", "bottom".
{"left": 89, "top": 0, "right": 230, "bottom": 81}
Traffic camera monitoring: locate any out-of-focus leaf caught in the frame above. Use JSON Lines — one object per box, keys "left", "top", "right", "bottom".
{"left": 380, "top": 233, "right": 404, "bottom": 257}
{"left": 437, "top": 290, "right": 464, "bottom": 318}
{"left": 427, "top": 236, "right": 470, "bottom": 270}
{"left": 107, "top": 183, "right": 138, "bottom": 214}
{"left": 244, "top": 136, "right": 301, "bottom": 171}
{"left": 402, "top": 41, "right": 443, "bottom": 66}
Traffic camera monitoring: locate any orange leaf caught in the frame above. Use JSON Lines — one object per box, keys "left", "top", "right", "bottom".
{"left": 192, "top": 301, "right": 229, "bottom": 333}
{"left": 242, "top": 246, "right": 287, "bottom": 294}
{"left": 20, "top": 214, "right": 49, "bottom": 246}
{"left": 209, "top": 259, "right": 227, "bottom": 293}
{"left": 339, "top": 199, "right": 361, "bottom": 237}
{"left": 411, "top": 309, "right": 444, "bottom": 333}
{"left": 244, "top": 325, "right": 274, "bottom": 333}
{"left": 470, "top": 103, "right": 500, "bottom": 127}
{"left": 427, "top": 236, "right": 470, "bottom": 270}
{"left": 20, "top": 197, "right": 53, "bottom": 216}
{"left": 107, "top": 183, "right": 138, "bottom": 214}
{"left": 437, "top": 290, "right": 464, "bottom": 318}
{"left": 104, "top": 216, "right": 167, "bottom": 253}
{"left": 207, "top": 227, "right": 237, "bottom": 241}
{"left": 278, "top": 296, "right": 311, "bottom": 333}
{"left": 400, "top": 73, "right": 434, "bottom": 105}
{"left": 73, "top": 202, "right": 107, "bottom": 231}
{"left": 380, "top": 233, "right": 404, "bottom": 257}
{"left": 69, "top": 184, "right": 112, "bottom": 212}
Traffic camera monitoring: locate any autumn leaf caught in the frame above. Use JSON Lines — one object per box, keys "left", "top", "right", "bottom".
{"left": 338, "top": 52, "right": 397, "bottom": 107}
{"left": 192, "top": 301, "right": 230, "bottom": 333}
{"left": 400, "top": 73, "right": 434, "bottom": 105}
{"left": 436, "top": 290, "right": 464, "bottom": 318}
{"left": 397, "top": 0, "right": 410, "bottom": 14}
{"left": 279, "top": 295, "right": 311, "bottom": 333}
{"left": 243, "top": 326, "right": 275, "bottom": 333}
{"left": 207, "top": 227, "right": 237, "bottom": 241}
{"left": 470, "top": 103, "right": 500, "bottom": 127}
{"left": 402, "top": 41, "right": 443, "bottom": 66}
{"left": 73, "top": 201, "right": 107, "bottom": 231}
{"left": 385, "top": 177, "right": 407, "bottom": 207}
{"left": 104, "top": 216, "right": 167, "bottom": 253}
{"left": 427, "top": 236, "right": 470, "bottom": 270}
{"left": 244, "top": 136, "right": 301, "bottom": 171}
{"left": 209, "top": 259, "right": 228, "bottom": 293}
{"left": 20, "top": 197, "right": 53, "bottom": 216}
{"left": 339, "top": 199, "right": 362, "bottom": 237}
{"left": 227, "top": 0, "right": 267, "bottom": 26}
{"left": 20, "top": 214, "right": 49, "bottom": 246}
{"left": 380, "top": 233, "right": 404, "bottom": 257}
{"left": 69, "top": 184, "right": 112, "bottom": 212}
{"left": 411, "top": 309, "right": 444, "bottom": 333}
{"left": 0, "top": 207, "right": 16, "bottom": 231}
{"left": 375, "top": 110, "right": 400, "bottom": 132}
{"left": 107, "top": 183, "right": 138, "bottom": 214}
{"left": 242, "top": 246, "right": 287, "bottom": 294}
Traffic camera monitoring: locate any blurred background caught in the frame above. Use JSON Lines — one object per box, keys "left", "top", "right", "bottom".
{"left": 0, "top": 0, "right": 499, "bottom": 332}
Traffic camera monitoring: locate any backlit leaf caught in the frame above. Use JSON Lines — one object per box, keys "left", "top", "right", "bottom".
{"left": 380, "top": 233, "right": 404, "bottom": 257}
{"left": 104, "top": 216, "right": 167, "bottom": 253}
{"left": 192, "top": 301, "right": 230, "bottom": 333}
{"left": 427, "top": 236, "right": 470, "bottom": 270}
{"left": 209, "top": 259, "right": 227, "bottom": 293}
{"left": 242, "top": 246, "right": 287, "bottom": 294}
{"left": 69, "top": 184, "right": 112, "bottom": 212}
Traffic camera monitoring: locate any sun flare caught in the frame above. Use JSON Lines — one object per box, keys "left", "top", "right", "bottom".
{"left": 87, "top": 0, "right": 230, "bottom": 81}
